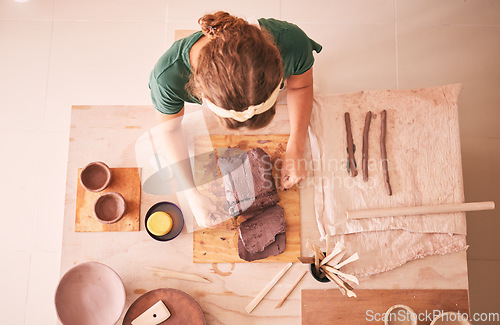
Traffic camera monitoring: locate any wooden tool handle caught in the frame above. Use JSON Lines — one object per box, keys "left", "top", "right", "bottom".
{"left": 347, "top": 201, "right": 495, "bottom": 219}
{"left": 245, "top": 262, "right": 293, "bottom": 313}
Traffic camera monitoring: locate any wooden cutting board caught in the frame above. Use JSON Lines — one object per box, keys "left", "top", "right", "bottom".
{"left": 193, "top": 134, "right": 300, "bottom": 263}
{"left": 75, "top": 167, "right": 141, "bottom": 232}
{"left": 302, "top": 289, "right": 470, "bottom": 325}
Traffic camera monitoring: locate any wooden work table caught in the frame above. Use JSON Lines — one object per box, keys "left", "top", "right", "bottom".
{"left": 60, "top": 104, "right": 469, "bottom": 324}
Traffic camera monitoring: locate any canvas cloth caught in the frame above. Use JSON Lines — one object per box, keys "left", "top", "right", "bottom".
{"left": 307, "top": 84, "right": 468, "bottom": 276}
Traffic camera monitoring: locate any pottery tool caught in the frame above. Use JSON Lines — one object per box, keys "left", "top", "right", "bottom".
{"left": 321, "top": 267, "right": 356, "bottom": 298}
{"left": 245, "top": 262, "right": 293, "bottom": 313}
{"left": 380, "top": 109, "right": 392, "bottom": 195}
{"left": 322, "top": 265, "right": 359, "bottom": 285}
{"left": 146, "top": 211, "right": 173, "bottom": 236}
{"left": 146, "top": 267, "right": 211, "bottom": 284}
{"left": 320, "top": 242, "right": 345, "bottom": 267}
{"left": 344, "top": 112, "right": 358, "bottom": 177}
{"left": 297, "top": 256, "right": 315, "bottom": 264}
{"left": 362, "top": 111, "right": 372, "bottom": 181}
{"left": 131, "top": 301, "right": 171, "bottom": 325}
{"left": 347, "top": 201, "right": 496, "bottom": 219}
{"left": 275, "top": 269, "right": 308, "bottom": 309}
{"left": 334, "top": 253, "right": 359, "bottom": 269}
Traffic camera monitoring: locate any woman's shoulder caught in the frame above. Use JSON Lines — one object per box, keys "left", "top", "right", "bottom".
{"left": 258, "top": 18, "right": 322, "bottom": 78}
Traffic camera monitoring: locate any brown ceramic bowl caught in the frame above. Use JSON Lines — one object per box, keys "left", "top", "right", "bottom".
{"left": 80, "top": 161, "right": 112, "bottom": 192}
{"left": 55, "top": 261, "right": 125, "bottom": 325}
{"left": 93, "top": 192, "right": 126, "bottom": 224}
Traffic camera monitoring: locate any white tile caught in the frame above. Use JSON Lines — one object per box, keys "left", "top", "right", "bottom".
{"left": 0, "top": 132, "right": 42, "bottom": 252}
{"left": 53, "top": 0, "right": 167, "bottom": 21}
{"left": 397, "top": 24, "right": 500, "bottom": 138}
{"left": 0, "top": 252, "right": 30, "bottom": 324}
{"left": 31, "top": 131, "right": 68, "bottom": 253}
{"left": 44, "top": 21, "right": 166, "bottom": 132}
{"left": 0, "top": 21, "right": 51, "bottom": 132}
{"left": 299, "top": 23, "right": 397, "bottom": 94}
{"left": 397, "top": 0, "right": 500, "bottom": 26}
{"left": 166, "top": 0, "right": 281, "bottom": 22}
{"left": 282, "top": 0, "right": 395, "bottom": 24}
{"left": 25, "top": 252, "right": 60, "bottom": 325}
{"left": 0, "top": 0, "right": 54, "bottom": 21}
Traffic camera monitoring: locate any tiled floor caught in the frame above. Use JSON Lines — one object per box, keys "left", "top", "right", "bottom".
{"left": 0, "top": 0, "right": 499, "bottom": 323}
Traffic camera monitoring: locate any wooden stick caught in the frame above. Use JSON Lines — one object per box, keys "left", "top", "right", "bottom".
{"left": 313, "top": 245, "right": 321, "bottom": 274}
{"left": 380, "top": 110, "right": 392, "bottom": 195}
{"left": 146, "top": 267, "right": 211, "bottom": 283}
{"left": 297, "top": 256, "right": 315, "bottom": 264}
{"left": 334, "top": 253, "right": 359, "bottom": 269}
{"left": 345, "top": 112, "right": 358, "bottom": 177}
{"left": 326, "top": 236, "right": 332, "bottom": 256}
{"left": 326, "top": 250, "right": 346, "bottom": 268}
{"left": 322, "top": 268, "right": 357, "bottom": 298}
{"left": 320, "top": 243, "right": 344, "bottom": 266}
{"left": 245, "top": 263, "right": 293, "bottom": 313}
{"left": 323, "top": 265, "right": 359, "bottom": 285}
{"left": 275, "top": 270, "right": 307, "bottom": 309}
{"left": 362, "top": 111, "right": 372, "bottom": 181}
{"left": 347, "top": 201, "right": 495, "bottom": 219}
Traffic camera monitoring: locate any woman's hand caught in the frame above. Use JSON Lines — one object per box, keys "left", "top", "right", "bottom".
{"left": 280, "top": 145, "right": 306, "bottom": 190}
{"left": 187, "top": 189, "right": 229, "bottom": 228}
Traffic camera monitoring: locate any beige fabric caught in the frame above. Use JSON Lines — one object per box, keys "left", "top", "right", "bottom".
{"left": 331, "top": 231, "right": 467, "bottom": 277}
{"left": 308, "top": 84, "right": 466, "bottom": 238}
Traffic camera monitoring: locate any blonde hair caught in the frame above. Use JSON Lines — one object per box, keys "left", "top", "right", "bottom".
{"left": 189, "top": 11, "right": 283, "bottom": 130}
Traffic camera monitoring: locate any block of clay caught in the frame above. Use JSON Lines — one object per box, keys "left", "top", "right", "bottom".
{"left": 239, "top": 205, "right": 286, "bottom": 254}
{"left": 238, "top": 233, "right": 286, "bottom": 262}
{"left": 218, "top": 147, "right": 279, "bottom": 217}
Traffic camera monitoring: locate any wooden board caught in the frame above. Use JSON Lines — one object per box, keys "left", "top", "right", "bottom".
{"left": 193, "top": 134, "right": 300, "bottom": 263}
{"left": 75, "top": 167, "right": 141, "bottom": 232}
{"left": 301, "top": 289, "right": 470, "bottom": 325}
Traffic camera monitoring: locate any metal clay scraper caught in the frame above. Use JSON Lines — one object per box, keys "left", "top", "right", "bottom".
{"left": 131, "top": 300, "right": 171, "bottom": 325}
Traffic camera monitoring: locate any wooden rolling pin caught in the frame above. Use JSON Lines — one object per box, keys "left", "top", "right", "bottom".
{"left": 347, "top": 201, "right": 495, "bottom": 219}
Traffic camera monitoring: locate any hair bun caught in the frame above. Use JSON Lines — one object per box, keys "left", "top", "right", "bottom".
{"left": 198, "top": 11, "right": 247, "bottom": 39}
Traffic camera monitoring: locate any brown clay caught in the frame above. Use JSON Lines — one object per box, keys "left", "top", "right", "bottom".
{"left": 362, "top": 111, "right": 372, "bottom": 181}
{"left": 93, "top": 192, "right": 126, "bottom": 224}
{"left": 80, "top": 161, "right": 111, "bottom": 192}
{"left": 344, "top": 112, "right": 358, "bottom": 177}
{"left": 380, "top": 110, "right": 392, "bottom": 196}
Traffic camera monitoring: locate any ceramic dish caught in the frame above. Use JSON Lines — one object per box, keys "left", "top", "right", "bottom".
{"left": 122, "top": 288, "right": 206, "bottom": 325}
{"left": 384, "top": 304, "right": 417, "bottom": 325}
{"left": 145, "top": 201, "right": 184, "bottom": 241}
{"left": 55, "top": 261, "right": 125, "bottom": 325}
{"left": 309, "top": 260, "right": 330, "bottom": 283}
{"left": 79, "top": 161, "right": 112, "bottom": 192}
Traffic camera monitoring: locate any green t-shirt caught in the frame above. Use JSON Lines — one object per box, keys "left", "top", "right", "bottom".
{"left": 149, "top": 18, "right": 322, "bottom": 114}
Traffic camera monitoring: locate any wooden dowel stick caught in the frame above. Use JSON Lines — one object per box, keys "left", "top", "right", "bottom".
{"left": 245, "top": 263, "right": 293, "bottom": 313}
{"left": 275, "top": 270, "right": 307, "bottom": 309}
{"left": 347, "top": 201, "right": 495, "bottom": 220}
{"left": 146, "top": 267, "right": 211, "bottom": 283}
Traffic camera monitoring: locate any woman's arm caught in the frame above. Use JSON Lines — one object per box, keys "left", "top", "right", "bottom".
{"left": 155, "top": 109, "right": 226, "bottom": 227}
{"left": 281, "top": 68, "right": 314, "bottom": 189}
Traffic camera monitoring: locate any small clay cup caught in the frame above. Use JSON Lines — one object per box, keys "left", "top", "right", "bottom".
{"left": 384, "top": 304, "right": 417, "bottom": 325}
{"left": 93, "top": 192, "right": 126, "bottom": 224}
{"left": 80, "top": 161, "right": 111, "bottom": 192}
